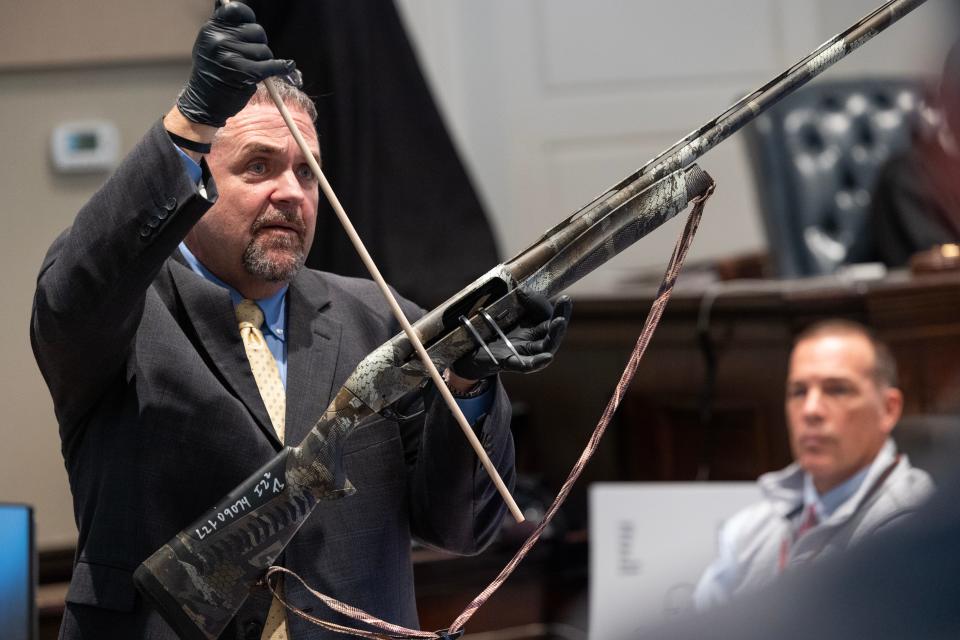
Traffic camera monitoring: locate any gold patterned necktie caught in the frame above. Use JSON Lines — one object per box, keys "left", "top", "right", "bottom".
{"left": 236, "top": 299, "right": 286, "bottom": 442}
{"left": 235, "top": 299, "right": 289, "bottom": 640}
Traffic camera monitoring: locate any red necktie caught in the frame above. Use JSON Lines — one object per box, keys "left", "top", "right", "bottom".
{"left": 779, "top": 504, "right": 819, "bottom": 571}
{"left": 795, "top": 504, "right": 819, "bottom": 539}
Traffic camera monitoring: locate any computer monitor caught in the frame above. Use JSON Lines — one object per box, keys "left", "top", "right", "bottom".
{"left": 0, "top": 504, "right": 35, "bottom": 640}
{"left": 589, "top": 483, "right": 760, "bottom": 639}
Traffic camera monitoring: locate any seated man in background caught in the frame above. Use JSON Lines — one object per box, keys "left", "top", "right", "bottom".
{"left": 693, "top": 320, "right": 933, "bottom": 609}
{"left": 868, "top": 40, "right": 960, "bottom": 266}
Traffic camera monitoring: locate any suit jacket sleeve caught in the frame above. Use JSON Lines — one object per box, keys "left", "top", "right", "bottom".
{"left": 389, "top": 288, "right": 515, "bottom": 554}
{"left": 402, "top": 380, "right": 515, "bottom": 555}
{"left": 30, "top": 120, "right": 214, "bottom": 437}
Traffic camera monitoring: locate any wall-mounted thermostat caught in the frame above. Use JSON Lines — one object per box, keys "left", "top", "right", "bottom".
{"left": 50, "top": 120, "right": 120, "bottom": 173}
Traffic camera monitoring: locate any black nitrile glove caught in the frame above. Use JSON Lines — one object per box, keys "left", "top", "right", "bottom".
{"left": 177, "top": 2, "right": 296, "bottom": 127}
{"left": 452, "top": 291, "right": 573, "bottom": 380}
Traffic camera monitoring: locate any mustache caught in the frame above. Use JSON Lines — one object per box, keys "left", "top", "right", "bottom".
{"left": 251, "top": 207, "right": 306, "bottom": 236}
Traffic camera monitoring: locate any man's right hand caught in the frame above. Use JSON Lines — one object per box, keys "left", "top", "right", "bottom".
{"left": 177, "top": 2, "right": 296, "bottom": 128}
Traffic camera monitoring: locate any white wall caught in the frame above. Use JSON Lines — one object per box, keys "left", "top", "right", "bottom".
{"left": 398, "top": 0, "right": 956, "bottom": 294}
{"left": 1, "top": 0, "right": 954, "bottom": 548}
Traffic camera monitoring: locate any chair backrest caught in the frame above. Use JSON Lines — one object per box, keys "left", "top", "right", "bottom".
{"left": 744, "top": 78, "right": 933, "bottom": 277}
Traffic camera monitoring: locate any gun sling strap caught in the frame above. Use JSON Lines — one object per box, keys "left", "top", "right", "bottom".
{"left": 261, "top": 181, "right": 717, "bottom": 640}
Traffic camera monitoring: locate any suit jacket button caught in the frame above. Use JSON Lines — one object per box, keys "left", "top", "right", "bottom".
{"left": 163, "top": 196, "right": 178, "bottom": 211}
{"left": 146, "top": 215, "right": 161, "bottom": 228}
{"left": 244, "top": 620, "right": 263, "bottom": 640}
{"left": 139, "top": 225, "right": 151, "bottom": 238}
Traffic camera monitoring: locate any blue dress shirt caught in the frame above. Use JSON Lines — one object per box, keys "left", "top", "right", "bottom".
{"left": 802, "top": 463, "right": 871, "bottom": 522}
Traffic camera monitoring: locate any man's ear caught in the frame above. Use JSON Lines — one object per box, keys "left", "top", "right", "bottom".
{"left": 882, "top": 387, "right": 904, "bottom": 434}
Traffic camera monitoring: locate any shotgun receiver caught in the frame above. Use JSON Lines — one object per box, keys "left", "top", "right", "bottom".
{"left": 135, "top": 0, "right": 928, "bottom": 636}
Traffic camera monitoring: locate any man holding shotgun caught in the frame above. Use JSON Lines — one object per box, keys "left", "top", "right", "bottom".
{"left": 30, "top": 4, "right": 571, "bottom": 639}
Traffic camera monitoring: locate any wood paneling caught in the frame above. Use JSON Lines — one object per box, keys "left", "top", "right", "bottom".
{"left": 502, "top": 271, "right": 960, "bottom": 529}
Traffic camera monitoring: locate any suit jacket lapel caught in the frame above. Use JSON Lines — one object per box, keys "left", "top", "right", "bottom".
{"left": 166, "top": 256, "right": 282, "bottom": 448}
{"left": 284, "top": 273, "right": 342, "bottom": 446}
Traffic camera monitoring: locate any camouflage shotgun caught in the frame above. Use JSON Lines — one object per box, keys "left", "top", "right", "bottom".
{"left": 134, "top": 0, "right": 928, "bottom": 637}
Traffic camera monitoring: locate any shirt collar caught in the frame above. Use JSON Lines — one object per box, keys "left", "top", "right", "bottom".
{"left": 178, "top": 242, "right": 287, "bottom": 342}
{"left": 802, "top": 462, "right": 871, "bottom": 521}
{"left": 174, "top": 144, "right": 204, "bottom": 184}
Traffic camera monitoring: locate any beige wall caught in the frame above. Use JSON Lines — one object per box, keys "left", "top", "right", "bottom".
{"left": 0, "top": 0, "right": 203, "bottom": 69}
{"left": 0, "top": 0, "right": 202, "bottom": 550}
{"left": 1, "top": 63, "right": 190, "bottom": 548}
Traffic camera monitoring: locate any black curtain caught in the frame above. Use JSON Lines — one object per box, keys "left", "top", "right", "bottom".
{"left": 247, "top": 0, "right": 501, "bottom": 308}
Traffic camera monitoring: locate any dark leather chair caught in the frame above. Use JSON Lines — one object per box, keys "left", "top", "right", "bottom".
{"left": 744, "top": 78, "right": 934, "bottom": 277}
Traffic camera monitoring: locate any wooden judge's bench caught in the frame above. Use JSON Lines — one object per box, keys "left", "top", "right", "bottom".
{"left": 37, "top": 270, "right": 960, "bottom": 638}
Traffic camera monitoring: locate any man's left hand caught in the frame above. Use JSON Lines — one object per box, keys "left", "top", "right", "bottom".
{"left": 452, "top": 291, "right": 573, "bottom": 381}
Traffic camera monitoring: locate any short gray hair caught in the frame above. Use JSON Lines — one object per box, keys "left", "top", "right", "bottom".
{"left": 212, "top": 80, "right": 320, "bottom": 154}
{"left": 793, "top": 319, "right": 899, "bottom": 388}
{"left": 247, "top": 80, "right": 318, "bottom": 122}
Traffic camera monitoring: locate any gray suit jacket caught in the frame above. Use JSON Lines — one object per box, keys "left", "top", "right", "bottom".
{"left": 694, "top": 440, "right": 933, "bottom": 610}
{"left": 31, "top": 120, "right": 514, "bottom": 640}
